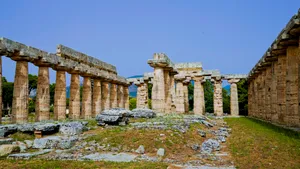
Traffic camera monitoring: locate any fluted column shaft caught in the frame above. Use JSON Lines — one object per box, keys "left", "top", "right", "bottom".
{"left": 124, "top": 85, "right": 130, "bottom": 109}
{"left": 193, "top": 77, "right": 205, "bottom": 115}
{"left": 213, "top": 78, "right": 223, "bottom": 116}
{"left": 102, "top": 81, "right": 110, "bottom": 110}
{"left": 36, "top": 67, "right": 50, "bottom": 121}
{"left": 69, "top": 74, "right": 80, "bottom": 119}
{"left": 92, "top": 79, "right": 102, "bottom": 117}
{"left": 175, "top": 80, "right": 185, "bottom": 113}
{"left": 12, "top": 61, "right": 28, "bottom": 123}
{"left": 152, "top": 67, "right": 165, "bottom": 112}
{"left": 117, "top": 85, "right": 124, "bottom": 108}
{"left": 228, "top": 79, "right": 240, "bottom": 116}
{"left": 54, "top": 71, "right": 66, "bottom": 120}
{"left": 183, "top": 81, "right": 189, "bottom": 113}
{"left": 110, "top": 83, "right": 118, "bottom": 108}
{"left": 82, "top": 77, "right": 92, "bottom": 119}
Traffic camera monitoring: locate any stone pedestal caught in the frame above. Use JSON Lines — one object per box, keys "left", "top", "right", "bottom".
{"left": 92, "top": 79, "right": 101, "bottom": 117}
{"left": 12, "top": 61, "right": 29, "bottom": 123}
{"left": 228, "top": 79, "right": 240, "bottom": 116}
{"left": 82, "top": 77, "right": 92, "bottom": 119}
{"left": 110, "top": 83, "right": 118, "bottom": 108}
{"left": 35, "top": 67, "right": 50, "bottom": 121}
{"left": 54, "top": 71, "right": 66, "bottom": 121}
{"left": 193, "top": 77, "right": 205, "bottom": 115}
{"left": 213, "top": 77, "right": 223, "bottom": 116}
{"left": 69, "top": 74, "right": 80, "bottom": 119}
{"left": 102, "top": 81, "right": 110, "bottom": 110}
{"left": 124, "top": 85, "right": 130, "bottom": 109}
{"left": 152, "top": 67, "right": 165, "bottom": 113}
{"left": 117, "top": 85, "right": 124, "bottom": 108}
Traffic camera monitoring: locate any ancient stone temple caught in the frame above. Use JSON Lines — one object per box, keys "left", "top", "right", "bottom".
{"left": 128, "top": 54, "right": 247, "bottom": 116}
{"left": 248, "top": 9, "right": 300, "bottom": 127}
{"left": 0, "top": 38, "right": 129, "bottom": 124}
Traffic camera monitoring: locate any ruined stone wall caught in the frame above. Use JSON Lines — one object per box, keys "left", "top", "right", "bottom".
{"left": 248, "top": 9, "right": 300, "bottom": 127}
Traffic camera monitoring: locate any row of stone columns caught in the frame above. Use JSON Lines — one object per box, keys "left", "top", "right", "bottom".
{"left": 248, "top": 46, "right": 300, "bottom": 127}
{"left": 3, "top": 60, "right": 130, "bottom": 124}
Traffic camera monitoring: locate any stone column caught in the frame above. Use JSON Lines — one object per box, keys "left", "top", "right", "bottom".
{"left": 69, "top": 74, "right": 80, "bottom": 119}
{"left": 175, "top": 75, "right": 185, "bottom": 114}
{"left": 35, "top": 67, "right": 50, "bottom": 121}
{"left": 117, "top": 84, "right": 124, "bottom": 108}
{"left": 271, "top": 61, "right": 278, "bottom": 122}
{"left": 12, "top": 61, "right": 28, "bottom": 123}
{"left": 169, "top": 73, "right": 176, "bottom": 112}
{"left": 110, "top": 83, "right": 118, "bottom": 108}
{"left": 82, "top": 77, "right": 92, "bottom": 119}
{"left": 102, "top": 81, "right": 110, "bottom": 110}
{"left": 144, "top": 80, "right": 149, "bottom": 109}
{"left": 265, "top": 67, "right": 272, "bottom": 121}
{"left": 136, "top": 81, "right": 148, "bottom": 109}
{"left": 193, "top": 76, "right": 205, "bottom": 115}
{"left": 124, "top": 85, "right": 130, "bottom": 109}
{"left": 164, "top": 70, "right": 171, "bottom": 113}
{"left": 248, "top": 80, "right": 253, "bottom": 116}
{"left": 183, "top": 79, "right": 190, "bottom": 113}
{"left": 286, "top": 46, "right": 300, "bottom": 127}
{"left": 277, "top": 55, "right": 286, "bottom": 124}
{"left": 152, "top": 67, "right": 165, "bottom": 113}
{"left": 92, "top": 79, "right": 102, "bottom": 117}
{"left": 54, "top": 70, "right": 66, "bottom": 121}
{"left": 228, "top": 79, "right": 240, "bottom": 116}
{"left": 213, "top": 77, "right": 223, "bottom": 116}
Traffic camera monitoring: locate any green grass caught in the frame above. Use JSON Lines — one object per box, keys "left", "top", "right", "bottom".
{"left": 9, "top": 132, "right": 35, "bottom": 141}
{"left": 0, "top": 159, "right": 168, "bottom": 169}
{"left": 225, "top": 117, "right": 300, "bottom": 169}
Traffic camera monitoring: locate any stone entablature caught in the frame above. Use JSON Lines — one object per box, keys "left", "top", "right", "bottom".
{"left": 0, "top": 38, "right": 127, "bottom": 85}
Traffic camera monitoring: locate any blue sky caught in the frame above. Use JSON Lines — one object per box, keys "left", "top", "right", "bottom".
{"left": 1, "top": 0, "right": 299, "bottom": 84}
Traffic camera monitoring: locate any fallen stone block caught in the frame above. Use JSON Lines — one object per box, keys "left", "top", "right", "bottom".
{"left": 131, "top": 108, "right": 156, "bottom": 118}
{"left": 0, "top": 144, "right": 20, "bottom": 156}
{"left": 59, "top": 122, "right": 87, "bottom": 136}
{"left": 80, "top": 152, "right": 137, "bottom": 162}
{"left": 8, "top": 149, "right": 52, "bottom": 159}
{"left": 33, "top": 136, "right": 78, "bottom": 149}
{"left": 0, "top": 138, "right": 14, "bottom": 145}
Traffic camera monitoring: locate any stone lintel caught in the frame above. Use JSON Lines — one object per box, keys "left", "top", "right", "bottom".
{"left": 223, "top": 74, "right": 247, "bottom": 80}
{"left": 174, "top": 62, "right": 202, "bottom": 70}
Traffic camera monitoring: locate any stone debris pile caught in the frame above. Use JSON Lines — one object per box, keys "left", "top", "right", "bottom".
{"left": 95, "top": 108, "right": 130, "bottom": 126}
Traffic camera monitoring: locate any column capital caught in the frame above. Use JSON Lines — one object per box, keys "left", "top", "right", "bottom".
{"left": 193, "top": 76, "right": 204, "bottom": 82}
{"left": 228, "top": 78, "right": 240, "bottom": 84}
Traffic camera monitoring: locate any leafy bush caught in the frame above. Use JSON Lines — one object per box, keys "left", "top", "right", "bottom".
{"left": 129, "top": 97, "right": 137, "bottom": 110}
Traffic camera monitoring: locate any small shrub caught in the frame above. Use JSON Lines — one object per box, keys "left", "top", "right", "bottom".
{"left": 129, "top": 97, "right": 137, "bottom": 110}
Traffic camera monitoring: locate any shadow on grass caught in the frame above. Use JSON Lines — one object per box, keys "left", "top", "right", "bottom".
{"left": 245, "top": 117, "right": 300, "bottom": 139}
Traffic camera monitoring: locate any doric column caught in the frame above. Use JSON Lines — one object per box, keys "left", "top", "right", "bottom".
{"left": 124, "top": 84, "right": 130, "bottom": 109}
{"left": 54, "top": 70, "right": 66, "bottom": 120}
{"left": 265, "top": 67, "right": 272, "bottom": 121}
{"left": 169, "top": 73, "right": 176, "bottom": 112}
{"left": 117, "top": 84, "right": 124, "bottom": 108}
{"left": 102, "top": 81, "right": 110, "bottom": 110}
{"left": 69, "top": 74, "right": 80, "bottom": 119}
{"left": 193, "top": 76, "right": 205, "bottom": 115}
{"left": 183, "top": 79, "right": 190, "bottom": 113}
{"left": 82, "top": 77, "right": 92, "bottom": 119}
{"left": 12, "top": 61, "right": 28, "bottom": 123}
{"left": 286, "top": 46, "right": 300, "bottom": 127}
{"left": 271, "top": 61, "right": 278, "bottom": 122}
{"left": 277, "top": 54, "right": 286, "bottom": 124}
{"left": 175, "top": 75, "right": 185, "bottom": 114}
{"left": 152, "top": 67, "right": 165, "bottom": 113}
{"left": 135, "top": 80, "right": 148, "bottom": 109}
{"left": 110, "top": 83, "right": 118, "bottom": 108}
{"left": 164, "top": 70, "right": 171, "bottom": 113}
{"left": 212, "top": 76, "right": 223, "bottom": 116}
{"left": 228, "top": 79, "right": 240, "bottom": 116}
{"left": 35, "top": 67, "right": 50, "bottom": 121}
{"left": 92, "top": 79, "right": 102, "bottom": 117}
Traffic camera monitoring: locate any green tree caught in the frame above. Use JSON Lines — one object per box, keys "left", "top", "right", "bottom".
{"left": 28, "top": 74, "right": 38, "bottom": 95}
{"left": 237, "top": 79, "right": 248, "bottom": 115}
{"left": 2, "top": 77, "right": 14, "bottom": 108}
{"left": 50, "top": 83, "right": 56, "bottom": 105}
{"left": 129, "top": 97, "right": 137, "bottom": 110}
{"left": 223, "top": 88, "right": 230, "bottom": 114}
{"left": 148, "top": 83, "right": 153, "bottom": 99}
{"left": 203, "top": 80, "right": 214, "bottom": 113}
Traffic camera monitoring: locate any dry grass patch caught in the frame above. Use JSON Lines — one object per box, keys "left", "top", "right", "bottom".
{"left": 225, "top": 117, "right": 300, "bottom": 169}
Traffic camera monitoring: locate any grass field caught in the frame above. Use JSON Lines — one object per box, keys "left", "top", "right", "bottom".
{"left": 225, "top": 117, "right": 300, "bottom": 169}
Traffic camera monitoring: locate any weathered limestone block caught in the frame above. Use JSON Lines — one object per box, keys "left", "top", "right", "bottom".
{"left": 175, "top": 75, "right": 185, "bottom": 114}
{"left": 82, "top": 77, "right": 92, "bottom": 119}
{"left": 286, "top": 46, "right": 300, "bottom": 127}
{"left": 277, "top": 55, "right": 286, "bottom": 124}
{"left": 35, "top": 67, "right": 50, "bottom": 122}
{"left": 152, "top": 67, "right": 165, "bottom": 113}
{"left": 102, "top": 81, "right": 110, "bottom": 110}
{"left": 69, "top": 74, "right": 80, "bottom": 119}
{"left": 183, "top": 80, "right": 190, "bottom": 114}
{"left": 54, "top": 71, "right": 66, "bottom": 121}
{"left": 164, "top": 70, "right": 171, "bottom": 113}
{"left": 228, "top": 79, "right": 240, "bottom": 116}
{"left": 110, "top": 83, "right": 118, "bottom": 108}
{"left": 271, "top": 61, "right": 278, "bottom": 122}
{"left": 213, "top": 78, "right": 223, "bottom": 116}
{"left": 117, "top": 85, "right": 124, "bottom": 108}
{"left": 124, "top": 86, "right": 130, "bottom": 109}
{"left": 92, "top": 79, "right": 102, "bottom": 117}
{"left": 193, "top": 77, "right": 205, "bottom": 115}
{"left": 12, "top": 61, "right": 29, "bottom": 123}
